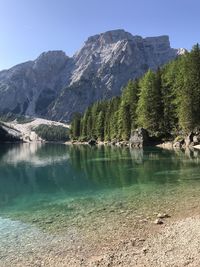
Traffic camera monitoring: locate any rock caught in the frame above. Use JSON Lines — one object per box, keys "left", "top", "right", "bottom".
{"left": 154, "top": 218, "right": 164, "bottom": 224}
{"left": 139, "top": 219, "right": 148, "bottom": 223}
{"left": 32, "top": 218, "right": 39, "bottom": 223}
{"left": 110, "top": 139, "right": 117, "bottom": 145}
{"left": 0, "top": 30, "right": 181, "bottom": 122}
{"left": 193, "top": 134, "right": 200, "bottom": 145}
{"left": 0, "top": 51, "right": 70, "bottom": 118}
{"left": 185, "top": 132, "right": 194, "bottom": 147}
{"left": 173, "top": 136, "right": 184, "bottom": 148}
{"left": 129, "top": 128, "right": 149, "bottom": 147}
{"left": 138, "top": 238, "right": 146, "bottom": 242}
{"left": 88, "top": 139, "right": 96, "bottom": 146}
{"left": 45, "top": 220, "right": 53, "bottom": 224}
{"left": 142, "top": 247, "right": 148, "bottom": 254}
{"left": 173, "top": 141, "right": 182, "bottom": 148}
{"left": 177, "top": 48, "right": 187, "bottom": 55}
{"left": 130, "top": 239, "right": 136, "bottom": 246}
{"left": 115, "top": 142, "right": 122, "bottom": 147}
{"left": 157, "top": 213, "right": 170, "bottom": 219}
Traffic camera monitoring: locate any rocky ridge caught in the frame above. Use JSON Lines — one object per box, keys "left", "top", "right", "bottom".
{"left": 0, "top": 29, "right": 184, "bottom": 121}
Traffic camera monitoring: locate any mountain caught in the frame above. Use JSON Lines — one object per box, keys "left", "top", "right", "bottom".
{"left": 0, "top": 29, "right": 184, "bottom": 121}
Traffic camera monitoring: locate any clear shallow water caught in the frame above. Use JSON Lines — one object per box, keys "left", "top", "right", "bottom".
{"left": 0, "top": 143, "right": 200, "bottom": 217}
{"left": 0, "top": 143, "right": 200, "bottom": 232}
{"left": 1, "top": 144, "right": 200, "bottom": 266}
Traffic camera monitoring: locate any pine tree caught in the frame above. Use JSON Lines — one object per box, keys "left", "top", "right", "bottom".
{"left": 117, "top": 80, "right": 139, "bottom": 140}
{"left": 136, "top": 70, "right": 163, "bottom": 133}
{"left": 128, "top": 80, "right": 139, "bottom": 130}
{"left": 71, "top": 113, "right": 81, "bottom": 139}
{"left": 187, "top": 44, "right": 200, "bottom": 128}
{"left": 175, "top": 45, "right": 200, "bottom": 132}
{"left": 96, "top": 111, "right": 105, "bottom": 140}
{"left": 118, "top": 100, "right": 131, "bottom": 140}
{"left": 109, "top": 97, "right": 120, "bottom": 140}
{"left": 80, "top": 107, "right": 92, "bottom": 139}
{"left": 161, "top": 59, "right": 180, "bottom": 133}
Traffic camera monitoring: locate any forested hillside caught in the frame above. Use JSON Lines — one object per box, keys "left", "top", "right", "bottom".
{"left": 34, "top": 124, "right": 70, "bottom": 142}
{"left": 71, "top": 45, "right": 200, "bottom": 141}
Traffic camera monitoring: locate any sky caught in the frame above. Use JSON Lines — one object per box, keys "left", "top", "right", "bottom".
{"left": 0, "top": 0, "right": 199, "bottom": 70}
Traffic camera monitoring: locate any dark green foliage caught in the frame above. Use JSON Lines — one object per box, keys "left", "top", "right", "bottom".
{"left": 71, "top": 46, "right": 200, "bottom": 140}
{"left": 161, "top": 59, "right": 180, "bottom": 133}
{"left": 118, "top": 80, "right": 139, "bottom": 140}
{"left": 96, "top": 111, "right": 105, "bottom": 141}
{"left": 176, "top": 44, "right": 200, "bottom": 131}
{"left": 35, "top": 124, "right": 69, "bottom": 141}
{"left": 136, "top": 69, "right": 164, "bottom": 134}
{"left": 70, "top": 113, "right": 81, "bottom": 139}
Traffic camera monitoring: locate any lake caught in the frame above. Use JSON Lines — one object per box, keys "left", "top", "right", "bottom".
{"left": 0, "top": 143, "right": 200, "bottom": 266}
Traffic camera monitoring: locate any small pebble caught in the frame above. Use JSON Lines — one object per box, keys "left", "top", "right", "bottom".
{"left": 45, "top": 220, "right": 53, "bottom": 224}
{"left": 142, "top": 247, "right": 148, "bottom": 254}
{"left": 154, "top": 218, "right": 164, "bottom": 225}
{"left": 157, "top": 213, "right": 170, "bottom": 219}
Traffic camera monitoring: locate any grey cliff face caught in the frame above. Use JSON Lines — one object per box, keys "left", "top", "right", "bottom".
{"left": 0, "top": 29, "right": 181, "bottom": 121}
{"left": 0, "top": 51, "right": 71, "bottom": 117}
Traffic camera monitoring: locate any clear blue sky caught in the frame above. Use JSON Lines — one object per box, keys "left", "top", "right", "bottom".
{"left": 0, "top": 0, "right": 199, "bottom": 70}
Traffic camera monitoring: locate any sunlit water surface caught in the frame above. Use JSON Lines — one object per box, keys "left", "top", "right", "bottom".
{"left": 0, "top": 143, "right": 200, "bottom": 265}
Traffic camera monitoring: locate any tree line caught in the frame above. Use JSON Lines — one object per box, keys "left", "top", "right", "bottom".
{"left": 71, "top": 44, "right": 200, "bottom": 141}
{"left": 35, "top": 124, "right": 70, "bottom": 141}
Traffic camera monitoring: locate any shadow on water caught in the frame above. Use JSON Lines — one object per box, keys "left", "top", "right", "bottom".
{"left": 0, "top": 143, "right": 200, "bottom": 212}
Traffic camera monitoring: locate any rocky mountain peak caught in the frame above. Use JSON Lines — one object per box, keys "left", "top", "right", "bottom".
{"left": 33, "top": 51, "right": 69, "bottom": 73}
{"left": 71, "top": 31, "right": 176, "bottom": 87}
{"left": 144, "top": 35, "right": 170, "bottom": 43}
{"left": 0, "top": 29, "right": 182, "bottom": 121}
{"left": 177, "top": 48, "right": 187, "bottom": 55}
{"left": 85, "top": 29, "right": 135, "bottom": 45}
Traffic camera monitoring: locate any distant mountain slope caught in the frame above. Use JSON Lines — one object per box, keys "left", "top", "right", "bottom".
{"left": 0, "top": 29, "right": 183, "bottom": 121}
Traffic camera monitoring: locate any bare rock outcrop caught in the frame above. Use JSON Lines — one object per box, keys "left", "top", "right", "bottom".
{"left": 129, "top": 128, "right": 149, "bottom": 147}
{"left": 0, "top": 29, "right": 182, "bottom": 121}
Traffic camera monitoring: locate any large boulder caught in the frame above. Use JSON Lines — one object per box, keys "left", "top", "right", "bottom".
{"left": 88, "top": 139, "right": 97, "bottom": 146}
{"left": 173, "top": 141, "right": 182, "bottom": 149}
{"left": 129, "top": 128, "right": 149, "bottom": 147}
{"left": 193, "top": 132, "right": 200, "bottom": 145}
{"left": 185, "top": 132, "right": 195, "bottom": 147}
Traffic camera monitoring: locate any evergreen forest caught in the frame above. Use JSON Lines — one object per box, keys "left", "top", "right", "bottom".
{"left": 71, "top": 45, "right": 200, "bottom": 141}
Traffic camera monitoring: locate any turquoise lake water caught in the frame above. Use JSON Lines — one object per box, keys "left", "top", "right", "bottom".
{"left": 0, "top": 143, "right": 200, "bottom": 222}
{"left": 1, "top": 143, "right": 200, "bottom": 266}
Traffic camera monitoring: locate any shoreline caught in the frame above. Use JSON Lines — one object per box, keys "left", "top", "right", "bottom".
{"left": 1, "top": 180, "right": 200, "bottom": 267}
{"left": 1, "top": 204, "right": 200, "bottom": 266}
